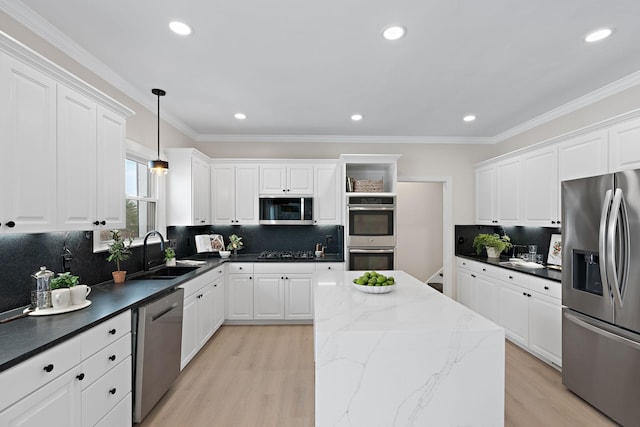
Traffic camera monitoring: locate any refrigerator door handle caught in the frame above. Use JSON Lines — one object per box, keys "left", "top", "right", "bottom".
{"left": 564, "top": 311, "right": 640, "bottom": 351}
{"left": 607, "top": 188, "right": 627, "bottom": 308}
{"left": 599, "top": 189, "right": 613, "bottom": 293}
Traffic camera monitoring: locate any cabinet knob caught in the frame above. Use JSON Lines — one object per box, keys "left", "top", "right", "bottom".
{"left": 557, "top": 221, "right": 561, "bottom": 225}
{"left": 249, "top": 276, "right": 252, "bottom": 280}
{"left": 239, "top": 267, "right": 243, "bottom": 270}
{"left": 522, "top": 292, "right": 527, "bottom": 297}
{"left": 108, "top": 329, "right": 116, "bottom": 335}
{"left": 109, "top": 388, "right": 117, "bottom": 395}
{"left": 328, "top": 266, "right": 332, "bottom": 270}
{"left": 285, "top": 277, "right": 289, "bottom": 280}
{"left": 509, "top": 276, "right": 513, "bottom": 279}
{"left": 482, "top": 268, "right": 486, "bottom": 271}
{"left": 93, "top": 220, "right": 100, "bottom": 225}
{"left": 282, "top": 189, "right": 286, "bottom": 192}
{"left": 6, "top": 221, "right": 15, "bottom": 228}
{"left": 43, "top": 364, "right": 54, "bottom": 373}
{"left": 551, "top": 221, "right": 556, "bottom": 224}
{"left": 109, "top": 355, "right": 116, "bottom": 362}
{"left": 281, "top": 276, "right": 284, "bottom": 280}
{"left": 527, "top": 293, "right": 532, "bottom": 297}
{"left": 544, "top": 286, "right": 549, "bottom": 290}
{"left": 471, "top": 274, "right": 476, "bottom": 278}
{"left": 100, "top": 220, "right": 106, "bottom": 226}
{"left": 76, "top": 373, "right": 85, "bottom": 381}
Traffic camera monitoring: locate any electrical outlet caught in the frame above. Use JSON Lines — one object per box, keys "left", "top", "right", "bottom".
{"left": 169, "top": 239, "right": 178, "bottom": 248}
{"left": 325, "top": 235, "right": 333, "bottom": 244}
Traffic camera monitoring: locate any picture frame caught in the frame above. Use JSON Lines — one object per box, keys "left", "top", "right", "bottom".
{"left": 547, "top": 234, "right": 562, "bottom": 266}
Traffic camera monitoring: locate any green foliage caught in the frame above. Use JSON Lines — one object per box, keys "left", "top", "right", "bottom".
{"left": 227, "top": 234, "right": 244, "bottom": 251}
{"left": 472, "top": 233, "right": 513, "bottom": 255}
{"left": 50, "top": 272, "right": 79, "bottom": 289}
{"left": 107, "top": 229, "right": 133, "bottom": 271}
{"left": 164, "top": 247, "right": 176, "bottom": 261}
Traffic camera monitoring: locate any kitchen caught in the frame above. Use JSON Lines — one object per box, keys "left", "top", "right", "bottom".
{"left": 2, "top": 1, "right": 640, "bottom": 426}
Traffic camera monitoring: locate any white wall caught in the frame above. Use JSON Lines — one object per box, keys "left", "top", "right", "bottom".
{"left": 395, "top": 182, "right": 443, "bottom": 282}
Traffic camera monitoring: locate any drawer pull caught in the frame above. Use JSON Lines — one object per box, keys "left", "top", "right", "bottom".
{"left": 239, "top": 267, "right": 243, "bottom": 270}
{"left": 523, "top": 292, "right": 527, "bottom": 296}
{"left": 76, "top": 373, "right": 85, "bottom": 381}
{"left": 544, "top": 286, "right": 549, "bottom": 290}
{"left": 470, "top": 274, "right": 476, "bottom": 278}
{"left": 108, "top": 328, "right": 116, "bottom": 335}
{"left": 109, "top": 355, "right": 116, "bottom": 362}
{"left": 109, "top": 388, "right": 117, "bottom": 395}
{"left": 482, "top": 268, "right": 486, "bottom": 271}
{"left": 509, "top": 276, "right": 513, "bottom": 279}
{"left": 43, "top": 364, "right": 54, "bottom": 373}
{"left": 328, "top": 266, "right": 332, "bottom": 270}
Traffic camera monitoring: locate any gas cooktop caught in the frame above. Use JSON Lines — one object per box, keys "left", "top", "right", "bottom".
{"left": 257, "top": 250, "right": 315, "bottom": 259}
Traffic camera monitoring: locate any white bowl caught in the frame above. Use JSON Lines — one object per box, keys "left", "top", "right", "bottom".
{"left": 315, "top": 250, "right": 323, "bottom": 257}
{"left": 352, "top": 282, "right": 396, "bottom": 294}
{"left": 219, "top": 251, "right": 231, "bottom": 259}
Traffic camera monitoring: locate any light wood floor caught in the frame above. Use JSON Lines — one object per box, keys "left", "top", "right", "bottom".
{"left": 140, "top": 325, "right": 617, "bottom": 427}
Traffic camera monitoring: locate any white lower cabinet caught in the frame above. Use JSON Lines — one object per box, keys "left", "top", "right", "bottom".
{"left": 457, "top": 257, "right": 562, "bottom": 368}
{"left": 226, "top": 263, "right": 255, "bottom": 321}
{"left": 180, "top": 267, "right": 225, "bottom": 369}
{"left": 0, "top": 310, "right": 132, "bottom": 426}
{"left": 254, "top": 274, "right": 285, "bottom": 319}
{"left": 284, "top": 274, "right": 314, "bottom": 320}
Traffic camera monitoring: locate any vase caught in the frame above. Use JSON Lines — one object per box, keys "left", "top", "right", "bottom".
{"left": 486, "top": 247, "right": 501, "bottom": 259}
{"left": 112, "top": 271, "right": 127, "bottom": 284}
{"left": 166, "top": 258, "right": 176, "bottom": 267}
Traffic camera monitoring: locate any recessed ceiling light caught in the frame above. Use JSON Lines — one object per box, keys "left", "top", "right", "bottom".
{"left": 169, "top": 21, "right": 192, "bottom": 36}
{"left": 463, "top": 115, "right": 476, "bottom": 122}
{"left": 351, "top": 114, "right": 363, "bottom": 121}
{"left": 585, "top": 28, "right": 613, "bottom": 43}
{"left": 234, "top": 113, "right": 247, "bottom": 120}
{"left": 382, "top": 26, "right": 406, "bottom": 41}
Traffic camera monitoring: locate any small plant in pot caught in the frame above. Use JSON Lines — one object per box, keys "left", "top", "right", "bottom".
{"left": 473, "top": 233, "right": 513, "bottom": 259}
{"left": 50, "top": 272, "right": 79, "bottom": 290}
{"left": 107, "top": 230, "right": 133, "bottom": 284}
{"left": 164, "top": 247, "right": 176, "bottom": 266}
{"left": 227, "top": 234, "right": 244, "bottom": 255}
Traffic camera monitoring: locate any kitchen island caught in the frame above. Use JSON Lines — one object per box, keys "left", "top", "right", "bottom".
{"left": 314, "top": 270, "right": 504, "bottom": 426}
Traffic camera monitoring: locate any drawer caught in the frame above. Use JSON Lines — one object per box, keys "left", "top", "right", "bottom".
{"left": 81, "top": 310, "right": 131, "bottom": 358}
{"left": 0, "top": 334, "right": 82, "bottom": 410}
{"left": 95, "top": 392, "right": 131, "bottom": 427}
{"left": 497, "top": 269, "right": 529, "bottom": 287}
{"left": 81, "top": 333, "right": 131, "bottom": 390}
{"left": 227, "top": 263, "right": 253, "bottom": 274}
{"left": 254, "top": 262, "right": 315, "bottom": 274}
{"left": 456, "top": 258, "right": 498, "bottom": 278}
{"left": 180, "top": 273, "right": 210, "bottom": 297}
{"left": 529, "top": 276, "right": 561, "bottom": 300}
{"left": 315, "top": 262, "right": 344, "bottom": 272}
{"left": 202, "top": 265, "right": 224, "bottom": 282}
{"left": 82, "top": 355, "right": 131, "bottom": 427}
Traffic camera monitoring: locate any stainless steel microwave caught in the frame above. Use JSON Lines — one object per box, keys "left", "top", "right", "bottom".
{"left": 259, "top": 196, "right": 313, "bottom": 225}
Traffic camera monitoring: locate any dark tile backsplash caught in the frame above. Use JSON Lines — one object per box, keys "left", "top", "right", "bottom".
{"left": 0, "top": 225, "right": 344, "bottom": 314}
{"left": 455, "top": 224, "right": 561, "bottom": 260}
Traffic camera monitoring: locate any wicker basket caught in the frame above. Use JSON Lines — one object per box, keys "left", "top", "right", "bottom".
{"left": 353, "top": 179, "right": 383, "bottom": 192}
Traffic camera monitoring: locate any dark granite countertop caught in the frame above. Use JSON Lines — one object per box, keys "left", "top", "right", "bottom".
{"left": 456, "top": 254, "right": 562, "bottom": 283}
{"left": 0, "top": 254, "right": 344, "bottom": 373}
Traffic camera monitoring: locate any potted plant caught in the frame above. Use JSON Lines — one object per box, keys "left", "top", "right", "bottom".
{"left": 50, "top": 272, "right": 79, "bottom": 290}
{"left": 473, "top": 233, "right": 513, "bottom": 259}
{"left": 227, "top": 234, "right": 244, "bottom": 255}
{"left": 164, "top": 247, "right": 176, "bottom": 266}
{"left": 107, "top": 229, "right": 133, "bottom": 284}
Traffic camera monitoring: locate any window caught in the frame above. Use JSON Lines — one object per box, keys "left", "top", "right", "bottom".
{"left": 94, "top": 140, "right": 165, "bottom": 252}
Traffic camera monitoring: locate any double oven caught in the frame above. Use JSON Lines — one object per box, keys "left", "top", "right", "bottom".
{"left": 347, "top": 196, "right": 396, "bottom": 270}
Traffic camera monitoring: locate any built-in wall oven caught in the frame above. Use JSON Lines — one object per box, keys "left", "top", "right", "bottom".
{"left": 347, "top": 195, "right": 396, "bottom": 270}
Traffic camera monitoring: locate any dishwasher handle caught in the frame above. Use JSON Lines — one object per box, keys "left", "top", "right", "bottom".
{"left": 151, "top": 302, "right": 179, "bottom": 322}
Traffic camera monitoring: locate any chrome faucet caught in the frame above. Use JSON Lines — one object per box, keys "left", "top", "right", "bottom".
{"left": 143, "top": 230, "right": 165, "bottom": 271}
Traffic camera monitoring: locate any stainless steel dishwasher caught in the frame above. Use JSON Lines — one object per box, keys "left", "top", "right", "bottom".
{"left": 133, "top": 287, "right": 184, "bottom": 423}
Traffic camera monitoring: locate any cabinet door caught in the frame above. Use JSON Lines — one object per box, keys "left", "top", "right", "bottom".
{"left": 497, "top": 281, "right": 529, "bottom": 348}
{"left": 235, "top": 164, "right": 259, "bottom": 224}
{"left": 180, "top": 292, "right": 198, "bottom": 370}
{"left": 521, "top": 146, "right": 559, "bottom": 226}
{"left": 254, "top": 274, "right": 285, "bottom": 319}
{"left": 558, "top": 130, "right": 608, "bottom": 181}
{"left": 198, "top": 282, "right": 216, "bottom": 347}
{"left": 287, "top": 164, "right": 314, "bottom": 194}
{"left": 475, "top": 165, "right": 495, "bottom": 224}
{"left": 495, "top": 157, "right": 521, "bottom": 224}
{"left": 226, "top": 274, "right": 254, "bottom": 320}
{"left": 211, "top": 164, "right": 236, "bottom": 224}
{"left": 0, "top": 54, "right": 57, "bottom": 233}
{"left": 260, "top": 164, "right": 287, "bottom": 194}
{"left": 456, "top": 268, "right": 474, "bottom": 309}
{"left": 474, "top": 274, "right": 499, "bottom": 323}
{"left": 285, "top": 274, "right": 314, "bottom": 320}
{"left": 213, "top": 277, "right": 225, "bottom": 331}
{"left": 529, "top": 292, "right": 562, "bottom": 367}
{"left": 0, "top": 368, "right": 82, "bottom": 426}
{"left": 192, "top": 156, "right": 210, "bottom": 225}
{"left": 57, "top": 85, "right": 97, "bottom": 230}
{"left": 314, "top": 163, "right": 341, "bottom": 224}
{"left": 96, "top": 106, "right": 126, "bottom": 229}
{"left": 609, "top": 117, "right": 640, "bottom": 172}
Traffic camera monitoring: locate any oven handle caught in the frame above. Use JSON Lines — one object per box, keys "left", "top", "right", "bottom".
{"left": 348, "top": 206, "right": 395, "bottom": 211}
{"left": 348, "top": 248, "right": 395, "bottom": 254}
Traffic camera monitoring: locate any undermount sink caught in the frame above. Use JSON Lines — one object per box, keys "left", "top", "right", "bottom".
{"left": 139, "top": 266, "right": 199, "bottom": 280}
{"left": 499, "top": 260, "right": 545, "bottom": 269}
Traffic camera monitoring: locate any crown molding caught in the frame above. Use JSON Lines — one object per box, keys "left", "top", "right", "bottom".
{"left": 195, "top": 133, "right": 494, "bottom": 144}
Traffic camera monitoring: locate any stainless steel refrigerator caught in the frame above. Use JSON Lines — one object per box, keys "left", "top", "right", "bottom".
{"left": 562, "top": 169, "right": 640, "bottom": 427}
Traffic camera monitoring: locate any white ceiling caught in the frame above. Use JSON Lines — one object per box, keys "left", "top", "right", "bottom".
{"left": 4, "top": 0, "right": 640, "bottom": 143}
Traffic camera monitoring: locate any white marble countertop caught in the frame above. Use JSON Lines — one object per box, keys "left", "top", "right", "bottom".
{"left": 314, "top": 270, "right": 505, "bottom": 427}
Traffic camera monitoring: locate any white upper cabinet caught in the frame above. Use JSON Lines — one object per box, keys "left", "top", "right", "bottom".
{"left": 0, "top": 53, "right": 57, "bottom": 233}
{"left": 495, "top": 157, "right": 521, "bottom": 224}
{"left": 259, "top": 163, "right": 313, "bottom": 195}
{"left": 521, "top": 146, "right": 560, "bottom": 226}
{"left": 313, "top": 162, "right": 342, "bottom": 225}
{"left": 211, "top": 162, "right": 259, "bottom": 225}
{"left": 166, "top": 148, "right": 211, "bottom": 226}
{"left": 609, "top": 117, "right": 640, "bottom": 172}
{"left": 558, "top": 130, "right": 608, "bottom": 181}
{"left": 475, "top": 165, "right": 496, "bottom": 225}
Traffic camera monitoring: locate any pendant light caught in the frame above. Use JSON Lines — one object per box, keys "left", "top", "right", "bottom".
{"left": 149, "top": 88, "right": 169, "bottom": 175}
